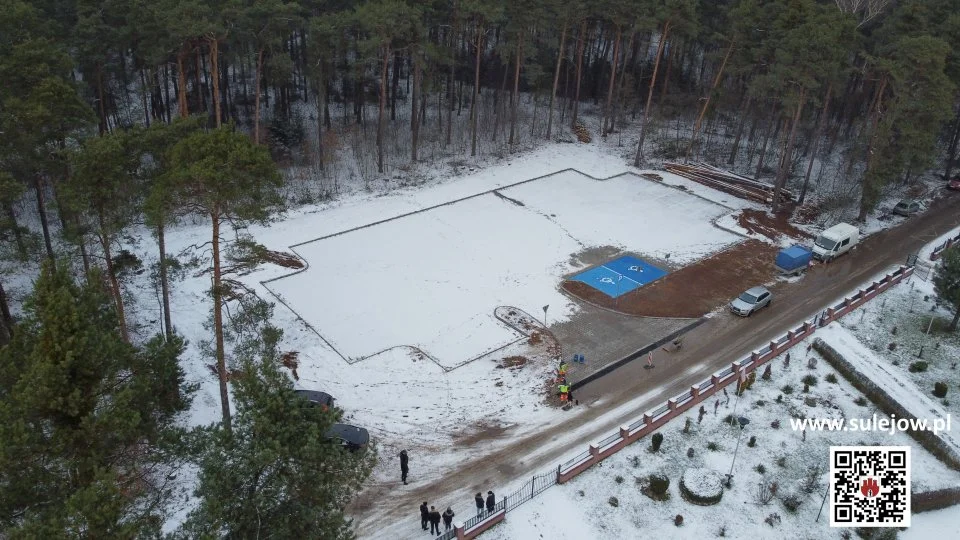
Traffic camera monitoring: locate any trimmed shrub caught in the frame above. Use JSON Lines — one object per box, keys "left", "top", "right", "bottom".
{"left": 687, "top": 447, "right": 695, "bottom": 458}
{"left": 615, "top": 475, "right": 624, "bottom": 484}
{"left": 649, "top": 474, "right": 670, "bottom": 496}
{"left": 776, "top": 456, "right": 787, "bottom": 468}
{"left": 782, "top": 385, "right": 794, "bottom": 395}
{"left": 854, "top": 396, "right": 868, "bottom": 406}
{"left": 747, "top": 436, "right": 757, "bottom": 447}
{"left": 608, "top": 496, "right": 619, "bottom": 507}
{"left": 825, "top": 373, "right": 838, "bottom": 383}
{"left": 707, "top": 441, "right": 719, "bottom": 451}
{"left": 679, "top": 468, "right": 724, "bottom": 505}
{"left": 909, "top": 361, "right": 929, "bottom": 373}
{"left": 802, "top": 374, "right": 818, "bottom": 386}
{"left": 782, "top": 494, "right": 802, "bottom": 513}
{"left": 755, "top": 464, "right": 766, "bottom": 474}
{"left": 934, "top": 382, "right": 949, "bottom": 399}
{"left": 651, "top": 432, "right": 664, "bottom": 452}
{"left": 674, "top": 514, "right": 683, "bottom": 526}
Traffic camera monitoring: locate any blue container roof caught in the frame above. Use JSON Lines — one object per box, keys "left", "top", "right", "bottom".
{"left": 782, "top": 245, "right": 811, "bottom": 258}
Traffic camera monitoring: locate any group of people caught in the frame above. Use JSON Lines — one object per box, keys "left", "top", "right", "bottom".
{"left": 419, "top": 502, "right": 455, "bottom": 535}
{"left": 555, "top": 360, "right": 575, "bottom": 403}
{"left": 404, "top": 450, "right": 497, "bottom": 535}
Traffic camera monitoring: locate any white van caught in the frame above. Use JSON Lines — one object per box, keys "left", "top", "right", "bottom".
{"left": 812, "top": 223, "right": 859, "bottom": 262}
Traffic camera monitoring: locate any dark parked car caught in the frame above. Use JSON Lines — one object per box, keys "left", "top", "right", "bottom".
{"left": 294, "top": 389, "right": 335, "bottom": 411}
{"left": 948, "top": 176, "right": 960, "bottom": 191}
{"left": 325, "top": 423, "right": 370, "bottom": 452}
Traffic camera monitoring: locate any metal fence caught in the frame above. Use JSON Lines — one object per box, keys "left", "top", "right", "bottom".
{"left": 458, "top": 471, "right": 558, "bottom": 534}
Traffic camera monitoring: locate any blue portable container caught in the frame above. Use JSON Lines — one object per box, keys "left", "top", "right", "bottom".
{"left": 775, "top": 245, "right": 813, "bottom": 275}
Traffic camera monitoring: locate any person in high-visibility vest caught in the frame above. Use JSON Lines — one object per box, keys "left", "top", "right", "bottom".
{"left": 558, "top": 362, "right": 568, "bottom": 375}
{"left": 558, "top": 383, "right": 569, "bottom": 402}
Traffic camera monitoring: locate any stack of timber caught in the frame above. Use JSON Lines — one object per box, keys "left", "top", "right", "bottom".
{"left": 663, "top": 162, "right": 795, "bottom": 205}
{"left": 572, "top": 122, "right": 592, "bottom": 143}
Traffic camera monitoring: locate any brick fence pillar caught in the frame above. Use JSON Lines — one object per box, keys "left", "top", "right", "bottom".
{"left": 589, "top": 444, "right": 599, "bottom": 457}
{"left": 690, "top": 385, "right": 700, "bottom": 399}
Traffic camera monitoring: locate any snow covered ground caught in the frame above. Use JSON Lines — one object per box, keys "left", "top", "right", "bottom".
{"left": 267, "top": 170, "right": 738, "bottom": 366}
{"left": 481, "top": 332, "right": 960, "bottom": 540}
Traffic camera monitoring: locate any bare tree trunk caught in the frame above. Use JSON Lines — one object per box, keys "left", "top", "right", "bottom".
{"left": 96, "top": 65, "right": 109, "bottom": 134}
{"left": 158, "top": 222, "right": 173, "bottom": 340}
{"left": 446, "top": 26, "right": 455, "bottom": 147}
{"left": 5, "top": 204, "right": 26, "bottom": 259}
{"left": 687, "top": 40, "right": 734, "bottom": 161}
{"left": 572, "top": 20, "right": 587, "bottom": 127}
{"left": 470, "top": 24, "right": 483, "bottom": 157}
{"left": 34, "top": 175, "right": 55, "bottom": 265}
{"left": 634, "top": 21, "right": 671, "bottom": 167}
{"left": 391, "top": 50, "right": 401, "bottom": 121}
{"left": 754, "top": 114, "right": 778, "bottom": 179}
{"left": 0, "top": 280, "right": 12, "bottom": 342}
{"left": 97, "top": 213, "right": 129, "bottom": 343}
{"left": 210, "top": 38, "right": 222, "bottom": 127}
{"left": 139, "top": 69, "right": 151, "bottom": 128}
{"left": 211, "top": 207, "right": 232, "bottom": 431}
{"left": 772, "top": 87, "right": 806, "bottom": 213}
{"left": 858, "top": 76, "right": 888, "bottom": 222}
{"left": 799, "top": 83, "right": 832, "bottom": 204}
{"left": 377, "top": 45, "right": 389, "bottom": 173}
{"left": 944, "top": 103, "right": 960, "bottom": 183}
{"left": 546, "top": 22, "right": 567, "bottom": 139}
{"left": 176, "top": 53, "right": 189, "bottom": 118}
{"left": 195, "top": 47, "right": 206, "bottom": 112}
{"left": 612, "top": 30, "right": 635, "bottom": 136}
{"left": 254, "top": 49, "right": 264, "bottom": 143}
{"left": 316, "top": 62, "right": 325, "bottom": 169}
{"left": 411, "top": 53, "right": 421, "bottom": 162}
{"left": 602, "top": 26, "right": 622, "bottom": 137}
{"left": 509, "top": 34, "right": 523, "bottom": 150}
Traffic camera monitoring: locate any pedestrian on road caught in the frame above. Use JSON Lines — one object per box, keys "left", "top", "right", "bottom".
{"left": 429, "top": 506, "right": 442, "bottom": 535}
{"left": 400, "top": 450, "right": 409, "bottom": 485}
{"left": 475, "top": 493, "right": 484, "bottom": 516}
{"left": 420, "top": 501, "right": 429, "bottom": 531}
{"left": 486, "top": 491, "right": 496, "bottom": 514}
{"left": 443, "top": 507, "right": 455, "bottom": 531}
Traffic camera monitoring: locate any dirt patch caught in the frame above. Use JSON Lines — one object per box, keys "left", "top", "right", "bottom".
{"left": 561, "top": 240, "right": 779, "bottom": 318}
{"left": 453, "top": 421, "right": 511, "bottom": 447}
{"left": 528, "top": 332, "right": 542, "bottom": 345}
{"left": 642, "top": 173, "right": 663, "bottom": 182}
{"left": 569, "top": 245, "right": 621, "bottom": 267}
{"left": 793, "top": 204, "right": 821, "bottom": 225}
{"left": 736, "top": 209, "right": 813, "bottom": 241}
{"left": 498, "top": 356, "right": 528, "bottom": 369}
{"left": 281, "top": 351, "right": 300, "bottom": 380}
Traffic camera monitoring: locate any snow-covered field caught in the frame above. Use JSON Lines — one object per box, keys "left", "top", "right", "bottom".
{"left": 268, "top": 170, "right": 739, "bottom": 366}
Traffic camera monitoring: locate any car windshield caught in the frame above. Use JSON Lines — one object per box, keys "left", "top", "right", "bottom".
{"left": 815, "top": 236, "right": 837, "bottom": 250}
{"left": 738, "top": 292, "right": 758, "bottom": 304}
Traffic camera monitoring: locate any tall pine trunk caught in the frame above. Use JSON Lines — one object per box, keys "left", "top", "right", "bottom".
{"left": 97, "top": 211, "right": 129, "bottom": 343}
{"left": 411, "top": 53, "right": 421, "bottom": 162}
{"left": 772, "top": 87, "right": 805, "bottom": 213}
{"left": 34, "top": 175, "right": 55, "bottom": 265}
{"left": 687, "top": 40, "right": 734, "bottom": 160}
{"left": 210, "top": 38, "right": 222, "bottom": 127}
{"left": 211, "top": 207, "right": 232, "bottom": 431}
{"left": 509, "top": 35, "right": 523, "bottom": 150}
{"left": 944, "top": 103, "right": 960, "bottom": 183}
{"left": 572, "top": 20, "right": 587, "bottom": 127}
{"left": 254, "top": 49, "right": 264, "bottom": 144}
{"left": 800, "top": 83, "right": 832, "bottom": 204}
{"left": 602, "top": 26, "right": 622, "bottom": 137}
{"left": 377, "top": 45, "right": 390, "bottom": 173}
{"left": 634, "top": 21, "right": 671, "bottom": 167}
{"left": 470, "top": 24, "right": 482, "bottom": 157}
{"left": 158, "top": 222, "right": 173, "bottom": 340}
{"left": 612, "top": 31, "right": 636, "bottom": 136}
{"left": 546, "top": 22, "right": 567, "bottom": 139}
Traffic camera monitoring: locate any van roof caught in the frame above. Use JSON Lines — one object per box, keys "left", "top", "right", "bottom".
{"left": 820, "top": 222, "right": 858, "bottom": 239}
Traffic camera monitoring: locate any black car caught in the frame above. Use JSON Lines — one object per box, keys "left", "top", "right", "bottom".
{"left": 325, "top": 423, "right": 370, "bottom": 452}
{"left": 294, "top": 389, "right": 335, "bottom": 411}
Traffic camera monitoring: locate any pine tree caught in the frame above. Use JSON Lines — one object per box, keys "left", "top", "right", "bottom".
{"left": 182, "top": 350, "right": 375, "bottom": 538}
{"left": 0, "top": 262, "right": 191, "bottom": 535}
{"left": 934, "top": 246, "right": 960, "bottom": 331}
{"left": 168, "top": 126, "right": 284, "bottom": 431}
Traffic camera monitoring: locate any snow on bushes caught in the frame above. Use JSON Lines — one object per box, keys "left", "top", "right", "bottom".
{"left": 679, "top": 468, "right": 723, "bottom": 505}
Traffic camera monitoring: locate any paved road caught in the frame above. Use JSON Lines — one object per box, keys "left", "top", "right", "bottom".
{"left": 352, "top": 192, "right": 960, "bottom": 537}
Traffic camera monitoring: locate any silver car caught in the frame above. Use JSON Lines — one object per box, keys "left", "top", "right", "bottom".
{"left": 729, "top": 286, "right": 772, "bottom": 317}
{"left": 892, "top": 199, "right": 921, "bottom": 216}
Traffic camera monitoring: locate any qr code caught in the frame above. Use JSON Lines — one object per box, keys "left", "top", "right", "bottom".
{"left": 830, "top": 446, "right": 910, "bottom": 527}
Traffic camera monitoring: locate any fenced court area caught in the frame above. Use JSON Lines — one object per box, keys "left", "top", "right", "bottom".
{"left": 265, "top": 170, "right": 739, "bottom": 368}
{"left": 569, "top": 255, "right": 667, "bottom": 298}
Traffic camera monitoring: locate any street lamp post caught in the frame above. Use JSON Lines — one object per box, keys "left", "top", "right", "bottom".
{"left": 725, "top": 416, "right": 750, "bottom": 487}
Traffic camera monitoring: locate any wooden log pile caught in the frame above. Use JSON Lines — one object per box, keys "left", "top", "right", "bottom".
{"left": 663, "top": 162, "right": 795, "bottom": 205}
{"left": 572, "top": 122, "right": 591, "bottom": 143}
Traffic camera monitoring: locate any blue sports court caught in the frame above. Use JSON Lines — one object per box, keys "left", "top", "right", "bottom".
{"left": 570, "top": 255, "right": 667, "bottom": 298}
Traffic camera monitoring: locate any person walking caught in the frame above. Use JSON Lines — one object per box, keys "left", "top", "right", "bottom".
{"left": 485, "top": 491, "right": 496, "bottom": 514}
{"left": 400, "top": 450, "right": 409, "bottom": 485}
{"left": 442, "top": 507, "right": 455, "bottom": 531}
{"left": 475, "top": 493, "right": 484, "bottom": 516}
{"left": 420, "top": 501, "right": 429, "bottom": 531}
{"left": 429, "top": 506, "right": 442, "bottom": 535}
